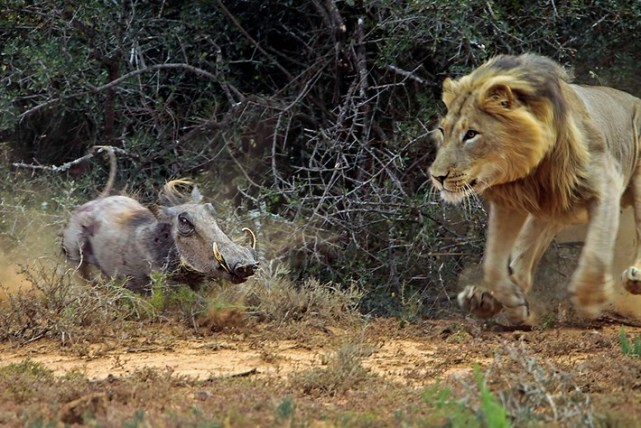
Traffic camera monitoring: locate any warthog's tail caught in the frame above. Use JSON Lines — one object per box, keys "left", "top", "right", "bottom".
{"left": 98, "top": 146, "right": 117, "bottom": 198}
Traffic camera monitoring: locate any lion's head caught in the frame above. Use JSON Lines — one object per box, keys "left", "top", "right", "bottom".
{"left": 429, "top": 54, "right": 585, "bottom": 209}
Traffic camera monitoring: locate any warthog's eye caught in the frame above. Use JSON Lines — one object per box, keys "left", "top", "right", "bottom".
{"left": 463, "top": 130, "right": 478, "bottom": 141}
{"left": 177, "top": 212, "right": 195, "bottom": 235}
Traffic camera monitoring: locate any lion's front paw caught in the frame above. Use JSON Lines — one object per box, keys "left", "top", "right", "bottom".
{"left": 569, "top": 277, "right": 610, "bottom": 319}
{"left": 457, "top": 285, "right": 503, "bottom": 319}
{"left": 623, "top": 267, "right": 641, "bottom": 294}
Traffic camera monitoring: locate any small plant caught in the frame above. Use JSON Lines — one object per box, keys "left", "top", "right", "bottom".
{"left": 244, "top": 264, "right": 363, "bottom": 324}
{"left": 123, "top": 409, "right": 147, "bottom": 428}
{"left": 0, "top": 360, "right": 55, "bottom": 403}
{"left": 619, "top": 328, "right": 641, "bottom": 357}
{"left": 474, "top": 364, "right": 512, "bottom": 428}
{"left": 459, "top": 345, "right": 596, "bottom": 427}
{"left": 275, "top": 396, "right": 295, "bottom": 425}
{"left": 292, "top": 340, "right": 373, "bottom": 396}
{"left": 422, "top": 383, "right": 479, "bottom": 427}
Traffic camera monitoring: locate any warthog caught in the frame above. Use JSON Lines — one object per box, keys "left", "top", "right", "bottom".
{"left": 62, "top": 151, "right": 258, "bottom": 291}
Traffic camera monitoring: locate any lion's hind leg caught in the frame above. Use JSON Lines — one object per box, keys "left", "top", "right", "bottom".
{"left": 569, "top": 165, "right": 623, "bottom": 318}
{"left": 622, "top": 172, "right": 641, "bottom": 295}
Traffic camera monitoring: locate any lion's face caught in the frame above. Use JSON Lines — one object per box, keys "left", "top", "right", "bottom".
{"left": 429, "top": 77, "right": 555, "bottom": 204}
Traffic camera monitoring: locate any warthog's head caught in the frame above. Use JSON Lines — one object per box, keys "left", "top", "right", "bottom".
{"left": 155, "top": 181, "right": 259, "bottom": 284}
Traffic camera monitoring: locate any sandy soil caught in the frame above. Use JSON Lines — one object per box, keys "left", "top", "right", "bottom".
{"left": 1, "top": 317, "right": 639, "bottom": 388}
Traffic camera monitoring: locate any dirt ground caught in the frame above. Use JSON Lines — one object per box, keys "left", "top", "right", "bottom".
{"left": 2, "top": 314, "right": 641, "bottom": 426}
{"left": 0, "top": 316, "right": 637, "bottom": 385}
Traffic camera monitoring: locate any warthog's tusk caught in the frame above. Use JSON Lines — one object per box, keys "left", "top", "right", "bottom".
{"left": 242, "top": 227, "right": 256, "bottom": 249}
{"left": 213, "top": 242, "right": 230, "bottom": 273}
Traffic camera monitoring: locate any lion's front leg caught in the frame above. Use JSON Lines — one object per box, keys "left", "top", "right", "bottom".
{"left": 569, "top": 170, "right": 622, "bottom": 318}
{"left": 621, "top": 171, "right": 641, "bottom": 294}
{"left": 458, "top": 203, "right": 533, "bottom": 324}
{"left": 509, "top": 215, "right": 560, "bottom": 294}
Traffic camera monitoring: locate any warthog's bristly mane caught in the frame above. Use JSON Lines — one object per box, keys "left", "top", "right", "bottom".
{"left": 158, "top": 179, "right": 202, "bottom": 206}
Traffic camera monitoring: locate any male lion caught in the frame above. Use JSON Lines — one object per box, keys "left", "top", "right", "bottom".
{"left": 429, "top": 53, "right": 641, "bottom": 324}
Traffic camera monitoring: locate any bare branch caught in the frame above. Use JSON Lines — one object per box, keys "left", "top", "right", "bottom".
{"left": 88, "top": 63, "right": 219, "bottom": 93}
{"left": 12, "top": 146, "right": 130, "bottom": 174}
{"left": 19, "top": 63, "right": 227, "bottom": 121}
{"left": 386, "top": 65, "right": 437, "bottom": 86}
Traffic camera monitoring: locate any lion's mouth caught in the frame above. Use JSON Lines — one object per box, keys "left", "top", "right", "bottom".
{"left": 440, "top": 178, "right": 482, "bottom": 204}
{"left": 443, "top": 178, "right": 479, "bottom": 194}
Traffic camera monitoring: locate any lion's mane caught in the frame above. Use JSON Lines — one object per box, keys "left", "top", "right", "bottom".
{"left": 440, "top": 54, "right": 595, "bottom": 217}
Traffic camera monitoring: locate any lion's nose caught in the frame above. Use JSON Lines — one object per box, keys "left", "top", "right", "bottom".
{"left": 432, "top": 172, "right": 449, "bottom": 185}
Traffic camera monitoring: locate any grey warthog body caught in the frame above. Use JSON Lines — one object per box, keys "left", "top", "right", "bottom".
{"left": 63, "top": 175, "right": 258, "bottom": 291}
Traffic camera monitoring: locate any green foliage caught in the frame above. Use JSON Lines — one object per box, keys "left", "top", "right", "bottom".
{"left": 619, "top": 328, "right": 641, "bottom": 357}
{"left": 0, "top": 360, "right": 55, "bottom": 403}
{"left": 474, "top": 365, "right": 512, "bottom": 428}
{"left": 0, "top": 359, "right": 54, "bottom": 381}
{"left": 275, "top": 396, "right": 295, "bottom": 423}
{"left": 422, "top": 383, "right": 479, "bottom": 427}
{"left": 123, "top": 409, "right": 147, "bottom": 428}
{"left": 422, "top": 369, "right": 512, "bottom": 428}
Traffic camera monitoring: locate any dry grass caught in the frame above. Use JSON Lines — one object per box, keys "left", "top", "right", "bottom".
{"left": 452, "top": 343, "right": 596, "bottom": 427}
{"left": 290, "top": 339, "right": 375, "bottom": 397}
{"left": 243, "top": 264, "right": 363, "bottom": 324}
{"left": 0, "top": 262, "right": 151, "bottom": 345}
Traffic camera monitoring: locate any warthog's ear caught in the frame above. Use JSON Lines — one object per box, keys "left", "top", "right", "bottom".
{"left": 204, "top": 202, "right": 216, "bottom": 215}
{"left": 149, "top": 204, "right": 176, "bottom": 222}
{"left": 191, "top": 185, "right": 203, "bottom": 203}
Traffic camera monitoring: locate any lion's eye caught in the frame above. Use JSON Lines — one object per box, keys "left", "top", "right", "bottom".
{"left": 463, "top": 130, "right": 478, "bottom": 141}
{"left": 437, "top": 127, "right": 445, "bottom": 135}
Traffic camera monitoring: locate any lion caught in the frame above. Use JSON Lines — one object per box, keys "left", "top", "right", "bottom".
{"left": 429, "top": 53, "right": 641, "bottom": 324}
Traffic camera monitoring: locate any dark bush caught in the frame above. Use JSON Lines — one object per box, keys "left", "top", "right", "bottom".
{"left": 2, "top": 1, "right": 641, "bottom": 315}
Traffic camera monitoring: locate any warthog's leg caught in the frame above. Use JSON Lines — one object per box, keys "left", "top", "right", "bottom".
{"left": 458, "top": 203, "right": 533, "bottom": 324}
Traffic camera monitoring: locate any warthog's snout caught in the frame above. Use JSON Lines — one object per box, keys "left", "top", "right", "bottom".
{"left": 213, "top": 239, "right": 259, "bottom": 284}
{"left": 231, "top": 261, "right": 259, "bottom": 281}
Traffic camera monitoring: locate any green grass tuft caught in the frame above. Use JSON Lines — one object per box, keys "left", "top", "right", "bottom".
{"left": 619, "top": 328, "right": 641, "bottom": 357}
{"left": 474, "top": 364, "right": 512, "bottom": 428}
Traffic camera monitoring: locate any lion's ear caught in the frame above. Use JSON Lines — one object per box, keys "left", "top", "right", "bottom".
{"left": 481, "top": 81, "right": 515, "bottom": 112}
{"left": 442, "top": 78, "right": 457, "bottom": 108}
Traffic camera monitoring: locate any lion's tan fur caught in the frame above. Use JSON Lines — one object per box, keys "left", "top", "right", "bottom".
{"left": 431, "top": 53, "right": 641, "bottom": 323}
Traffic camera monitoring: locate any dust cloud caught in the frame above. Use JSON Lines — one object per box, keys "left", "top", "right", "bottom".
{"left": 0, "top": 260, "right": 30, "bottom": 304}
{"left": 0, "top": 200, "right": 66, "bottom": 305}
